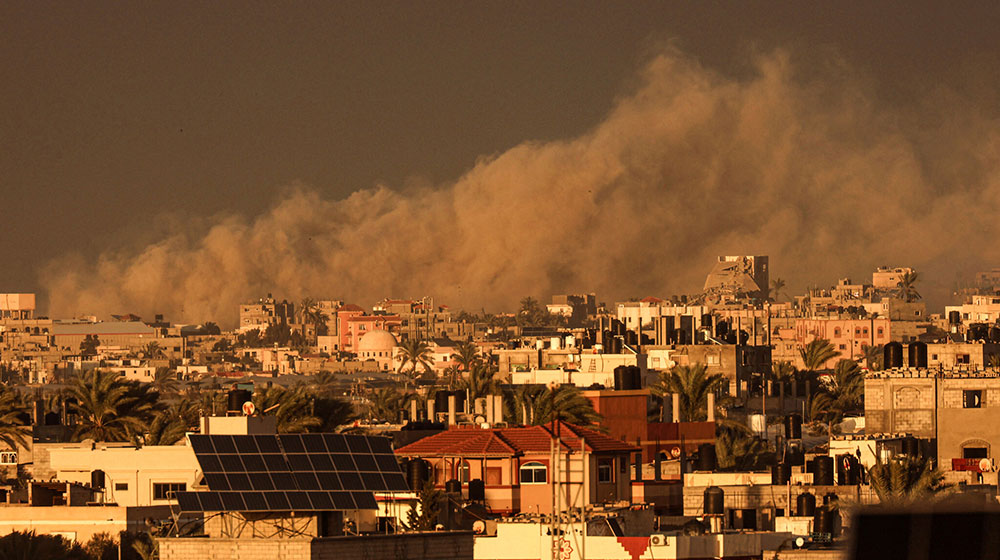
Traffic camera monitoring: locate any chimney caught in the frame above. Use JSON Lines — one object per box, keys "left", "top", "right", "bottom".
{"left": 707, "top": 393, "right": 715, "bottom": 422}
{"left": 671, "top": 393, "right": 681, "bottom": 423}
{"left": 448, "top": 394, "right": 456, "bottom": 426}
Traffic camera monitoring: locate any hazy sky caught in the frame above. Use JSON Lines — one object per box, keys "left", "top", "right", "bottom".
{"left": 3, "top": 3, "right": 999, "bottom": 321}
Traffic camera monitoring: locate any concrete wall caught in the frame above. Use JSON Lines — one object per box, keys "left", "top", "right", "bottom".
{"left": 0, "top": 505, "right": 174, "bottom": 543}
{"left": 158, "top": 531, "right": 474, "bottom": 560}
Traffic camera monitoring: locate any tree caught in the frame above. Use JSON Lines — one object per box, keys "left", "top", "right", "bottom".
{"left": 299, "top": 298, "right": 329, "bottom": 342}
{"left": 212, "top": 338, "right": 234, "bottom": 353}
{"left": 397, "top": 339, "right": 433, "bottom": 386}
{"left": 237, "top": 329, "right": 263, "bottom": 348}
{"left": 80, "top": 335, "right": 100, "bottom": 357}
{"left": 403, "top": 481, "right": 443, "bottom": 531}
{"left": 715, "top": 427, "right": 773, "bottom": 471}
{"left": 367, "top": 387, "right": 412, "bottom": 423}
{"left": 860, "top": 344, "right": 882, "bottom": 370}
{"left": 0, "top": 388, "right": 29, "bottom": 450}
{"left": 202, "top": 322, "right": 222, "bottom": 335}
{"left": 70, "top": 370, "right": 157, "bottom": 442}
{"left": 451, "top": 341, "right": 481, "bottom": 373}
{"left": 771, "top": 361, "right": 796, "bottom": 413}
{"left": 0, "top": 531, "right": 89, "bottom": 560}
{"left": 143, "top": 400, "right": 198, "bottom": 446}
{"left": 83, "top": 532, "right": 117, "bottom": 560}
{"left": 143, "top": 341, "right": 163, "bottom": 359}
{"left": 253, "top": 385, "right": 322, "bottom": 433}
{"left": 651, "top": 364, "right": 724, "bottom": 422}
{"left": 457, "top": 363, "right": 500, "bottom": 404}
{"left": 505, "top": 385, "right": 601, "bottom": 426}
{"left": 769, "top": 278, "right": 786, "bottom": 302}
{"left": 867, "top": 456, "right": 946, "bottom": 506}
{"left": 151, "top": 367, "right": 180, "bottom": 394}
{"left": 895, "top": 271, "right": 922, "bottom": 302}
{"left": 826, "top": 359, "right": 864, "bottom": 413}
{"left": 799, "top": 338, "right": 840, "bottom": 372}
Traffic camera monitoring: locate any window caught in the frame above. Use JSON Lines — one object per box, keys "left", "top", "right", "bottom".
{"left": 834, "top": 328, "right": 841, "bottom": 337}
{"left": 963, "top": 390, "right": 983, "bottom": 409}
{"left": 115, "top": 482, "right": 128, "bottom": 491}
{"left": 878, "top": 328, "right": 884, "bottom": 336}
{"left": 519, "top": 462, "right": 547, "bottom": 484}
{"left": 597, "top": 459, "right": 614, "bottom": 483}
{"left": 153, "top": 482, "right": 186, "bottom": 500}
{"left": 958, "top": 354, "right": 971, "bottom": 365}
{"left": 839, "top": 344, "right": 847, "bottom": 350}
{"left": 964, "top": 447, "right": 988, "bottom": 459}
{"left": 457, "top": 461, "right": 471, "bottom": 484}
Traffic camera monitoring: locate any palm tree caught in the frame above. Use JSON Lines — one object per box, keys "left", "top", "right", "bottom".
{"left": 895, "top": 271, "right": 922, "bottom": 302}
{"left": 451, "top": 341, "right": 481, "bottom": 373}
{"left": 800, "top": 338, "right": 840, "bottom": 372}
{"left": 151, "top": 368, "right": 180, "bottom": 394}
{"left": 457, "top": 363, "right": 500, "bottom": 404}
{"left": 367, "top": 387, "right": 412, "bottom": 423}
{"left": 202, "top": 322, "right": 222, "bottom": 335}
{"left": 651, "top": 364, "right": 724, "bottom": 422}
{"left": 397, "top": 339, "right": 433, "bottom": 386}
{"left": 715, "top": 427, "right": 772, "bottom": 471}
{"left": 143, "top": 401, "right": 198, "bottom": 446}
{"left": 860, "top": 344, "right": 883, "bottom": 370}
{"left": 867, "top": 456, "right": 946, "bottom": 506}
{"left": 826, "top": 359, "right": 864, "bottom": 413}
{"left": 143, "top": 341, "right": 163, "bottom": 359}
{"left": 69, "top": 370, "right": 156, "bottom": 442}
{"left": 253, "top": 386, "right": 322, "bottom": 433}
{"left": 0, "top": 388, "right": 29, "bottom": 450}
{"left": 770, "top": 278, "right": 786, "bottom": 302}
{"left": 313, "top": 396, "right": 358, "bottom": 432}
{"left": 771, "top": 361, "right": 796, "bottom": 413}
{"left": 505, "top": 385, "right": 601, "bottom": 426}
{"left": 309, "top": 371, "right": 338, "bottom": 397}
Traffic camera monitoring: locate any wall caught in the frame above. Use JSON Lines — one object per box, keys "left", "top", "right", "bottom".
{"left": 936, "top": 376, "right": 1000, "bottom": 470}
{"left": 863, "top": 374, "right": 937, "bottom": 438}
{"left": 0, "top": 505, "right": 174, "bottom": 543}
{"left": 157, "top": 531, "right": 474, "bottom": 560}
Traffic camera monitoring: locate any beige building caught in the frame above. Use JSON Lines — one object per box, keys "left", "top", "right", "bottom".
{"left": 865, "top": 368, "right": 1000, "bottom": 474}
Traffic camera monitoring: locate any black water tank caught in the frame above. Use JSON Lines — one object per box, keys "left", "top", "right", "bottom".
{"left": 91, "top": 470, "right": 105, "bottom": 490}
{"left": 949, "top": 310, "right": 961, "bottom": 324}
{"left": 445, "top": 479, "right": 462, "bottom": 494}
{"left": 468, "top": 479, "right": 485, "bottom": 501}
{"left": 814, "top": 505, "right": 835, "bottom": 536}
{"left": 701, "top": 314, "right": 714, "bottom": 330}
{"left": 797, "top": 492, "right": 816, "bottom": 517}
{"left": 902, "top": 437, "right": 920, "bottom": 457}
{"left": 625, "top": 330, "right": 638, "bottom": 346}
{"left": 716, "top": 321, "right": 729, "bottom": 338}
{"left": 614, "top": 366, "right": 642, "bottom": 390}
{"left": 823, "top": 492, "right": 839, "bottom": 506}
{"left": 227, "top": 389, "right": 251, "bottom": 413}
{"left": 704, "top": 486, "right": 724, "bottom": 515}
{"left": 408, "top": 459, "right": 429, "bottom": 491}
{"left": 784, "top": 414, "right": 803, "bottom": 440}
{"left": 612, "top": 319, "right": 625, "bottom": 336}
{"left": 434, "top": 391, "right": 451, "bottom": 412}
{"left": 907, "top": 342, "right": 928, "bottom": 368}
{"left": 969, "top": 323, "right": 990, "bottom": 341}
{"left": 738, "top": 330, "right": 750, "bottom": 345}
{"left": 836, "top": 454, "right": 860, "bottom": 485}
{"left": 697, "top": 444, "right": 717, "bottom": 471}
{"left": 883, "top": 342, "right": 903, "bottom": 369}
{"left": 813, "top": 456, "right": 834, "bottom": 486}
{"left": 771, "top": 462, "right": 791, "bottom": 485}
{"left": 675, "top": 330, "right": 690, "bottom": 345}
{"left": 991, "top": 327, "right": 1000, "bottom": 344}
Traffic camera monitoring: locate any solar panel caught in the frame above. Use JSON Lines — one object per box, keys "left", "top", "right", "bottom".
{"left": 185, "top": 434, "right": 406, "bottom": 513}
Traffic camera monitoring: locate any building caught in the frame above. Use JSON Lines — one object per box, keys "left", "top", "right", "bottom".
{"left": 394, "top": 421, "right": 638, "bottom": 515}
{"left": 793, "top": 318, "right": 891, "bottom": 368}
{"left": 0, "top": 293, "right": 34, "bottom": 320}
{"left": 703, "top": 256, "right": 769, "bottom": 302}
{"left": 864, "top": 367, "right": 1000, "bottom": 478}
{"left": 872, "top": 266, "right": 913, "bottom": 291}
{"left": 357, "top": 329, "right": 397, "bottom": 371}
{"left": 239, "top": 294, "right": 294, "bottom": 331}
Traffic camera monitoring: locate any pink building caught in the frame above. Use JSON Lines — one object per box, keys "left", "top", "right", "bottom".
{"left": 795, "top": 318, "right": 890, "bottom": 368}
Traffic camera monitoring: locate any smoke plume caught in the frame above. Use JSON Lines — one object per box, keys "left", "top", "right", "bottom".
{"left": 42, "top": 48, "right": 1000, "bottom": 325}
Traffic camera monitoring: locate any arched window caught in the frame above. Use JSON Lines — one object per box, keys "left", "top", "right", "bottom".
{"left": 519, "top": 461, "right": 547, "bottom": 484}
{"left": 457, "top": 460, "right": 471, "bottom": 483}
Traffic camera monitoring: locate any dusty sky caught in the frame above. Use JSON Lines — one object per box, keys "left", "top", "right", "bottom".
{"left": 2, "top": 3, "right": 999, "bottom": 322}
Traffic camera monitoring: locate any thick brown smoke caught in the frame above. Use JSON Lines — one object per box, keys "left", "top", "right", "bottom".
{"left": 42, "top": 48, "right": 1000, "bottom": 325}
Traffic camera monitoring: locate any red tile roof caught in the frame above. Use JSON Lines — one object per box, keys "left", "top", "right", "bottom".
{"left": 395, "top": 420, "right": 638, "bottom": 457}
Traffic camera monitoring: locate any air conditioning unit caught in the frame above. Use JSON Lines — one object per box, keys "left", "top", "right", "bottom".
{"left": 649, "top": 534, "right": 666, "bottom": 546}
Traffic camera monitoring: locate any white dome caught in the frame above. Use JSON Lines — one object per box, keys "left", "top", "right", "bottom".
{"left": 358, "top": 329, "right": 397, "bottom": 352}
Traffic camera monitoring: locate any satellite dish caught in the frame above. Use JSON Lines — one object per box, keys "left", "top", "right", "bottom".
{"left": 980, "top": 458, "right": 992, "bottom": 472}
{"left": 473, "top": 520, "right": 486, "bottom": 534}
{"left": 794, "top": 536, "right": 806, "bottom": 548}
{"left": 670, "top": 446, "right": 682, "bottom": 458}
{"left": 241, "top": 401, "right": 256, "bottom": 416}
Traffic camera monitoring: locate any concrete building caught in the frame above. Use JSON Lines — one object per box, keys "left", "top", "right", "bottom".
{"left": 356, "top": 329, "right": 397, "bottom": 371}
{"left": 703, "top": 256, "right": 769, "bottom": 302}
{"left": 239, "top": 295, "right": 295, "bottom": 331}
{"left": 926, "top": 342, "right": 1000, "bottom": 369}
{"left": 872, "top": 266, "right": 914, "bottom": 291}
{"left": 865, "top": 367, "right": 1000, "bottom": 476}
{"left": 794, "top": 318, "right": 891, "bottom": 368}
{"left": 0, "top": 293, "right": 34, "bottom": 320}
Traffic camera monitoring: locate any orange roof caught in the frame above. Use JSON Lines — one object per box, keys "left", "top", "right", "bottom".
{"left": 640, "top": 296, "right": 665, "bottom": 304}
{"left": 395, "top": 420, "right": 638, "bottom": 457}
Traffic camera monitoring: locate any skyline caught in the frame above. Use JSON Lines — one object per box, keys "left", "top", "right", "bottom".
{"left": 4, "top": 4, "right": 1000, "bottom": 322}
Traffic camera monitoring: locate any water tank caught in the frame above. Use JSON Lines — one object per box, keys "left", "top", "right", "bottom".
{"left": 716, "top": 321, "right": 729, "bottom": 338}
{"left": 823, "top": 492, "right": 840, "bottom": 506}
{"left": 949, "top": 310, "right": 961, "bottom": 324}
{"left": 991, "top": 328, "right": 1000, "bottom": 344}
{"left": 813, "top": 456, "right": 834, "bottom": 486}
{"left": 797, "top": 492, "right": 816, "bottom": 517}
{"left": 902, "top": 437, "right": 920, "bottom": 457}
{"left": 407, "top": 459, "right": 429, "bottom": 491}
{"left": 697, "top": 444, "right": 717, "bottom": 471}
{"left": 227, "top": 389, "right": 252, "bottom": 413}
{"left": 625, "top": 330, "right": 638, "bottom": 346}
{"left": 434, "top": 391, "right": 450, "bottom": 413}
{"left": 738, "top": 330, "right": 750, "bottom": 345}
{"left": 969, "top": 323, "right": 990, "bottom": 342}
{"left": 703, "top": 486, "right": 724, "bottom": 515}
{"left": 784, "top": 414, "right": 803, "bottom": 440}
{"left": 749, "top": 415, "right": 766, "bottom": 436}
{"left": 614, "top": 366, "right": 642, "bottom": 390}
{"left": 612, "top": 319, "right": 625, "bottom": 336}
{"left": 813, "top": 505, "right": 835, "bottom": 536}
{"left": 701, "top": 314, "right": 713, "bottom": 330}
{"left": 836, "top": 454, "right": 860, "bottom": 485}
{"left": 675, "top": 330, "right": 690, "bottom": 345}
{"left": 785, "top": 445, "right": 805, "bottom": 466}
{"left": 883, "top": 342, "right": 903, "bottom": 369}
{"left": 445, "top": 479, "right": 462, "bottom": 494}
{"left": 907, "top": 342, "right": 928, "bottom": 368}
{"left": 91, "top": 469, "right": 105, "bottom": 490}
{"left": 468, "top": 479, "right": 485, "bottom": 501}
{"left": 771, "top": 462, "right": 791, "bottom": 485}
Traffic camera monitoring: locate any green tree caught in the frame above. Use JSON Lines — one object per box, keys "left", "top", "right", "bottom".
{"left": 867, "top": 456, "right": 946, "bottom": 506}
{"left": 715, "top": 427, "right": 773, "bottom": 471}
{"left": 457, "top": 363, "right": 500, "bottom": 404}
{"left": 69, "top": 370, "right": 157, "bottom": 442}
{"left": 151, "top": 367, "right": 180, "bottom": 394}
{"left": 202, "top": 322, "right": 222, "bottom": 335}
{"left": 80, "top": 335, "right": 100, "bottom": 357}
{"left": 651, "top": 364, "right": 724, "bottom": 422}
{"left": 143, "top": 400, "right": 198, "bottom": 446}
{"left": 771, "top": 361, "right": 796, "bottom": 413}
{"left": 253, "top": 385, "right": 322, "bottom": 433}
{"left": 403, "top": 481, "right": 443, "bottom": 531}
{"left": 769, "top": 278, "right": 786, "bottom": 302}
{"left": 504, "top": 385, "right": 601, "bottom": 426}
{"left": 367, "top": 386, "right": 412, "bottom": 423}
{"left": 237, "top": 329, "right": 263, "bottom": 348}
{"left": 0, "top": 388, "right": 29, "bottom": 450}
{"left": 83, "top": 532, "right": 117, "bottom": 560}
{"left": 799, "top": 338, "right": 840, "bottom": 372}
{"left": 143, "top": 341, "right": 163, "bottom": 359}
{"left": 451, "top": 341, "right": 481, "bottom": 373}
{"left": 397, "top": 339, "right": 433, "bottom": 386}
{"left": 860, "top": 344, "right": 883, "bottom": 370}
{"left": 895, "top": 271, "right": 922, "bottom": 302}
{"left": 0, "top": 531, "right": 89, "bottom": 560}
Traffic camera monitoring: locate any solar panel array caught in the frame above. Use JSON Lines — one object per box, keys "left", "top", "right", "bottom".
{"left": 174, "top": 433, "right": 409, "bottom": 513}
